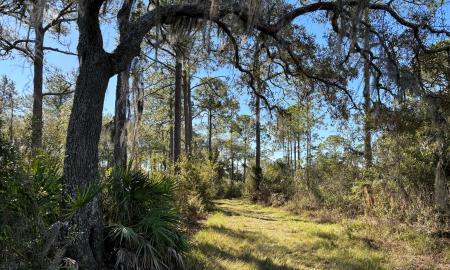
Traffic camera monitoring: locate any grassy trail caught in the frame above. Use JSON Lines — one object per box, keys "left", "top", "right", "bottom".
{"left": 186, "top": 199, "right": 449, "bottom": 270}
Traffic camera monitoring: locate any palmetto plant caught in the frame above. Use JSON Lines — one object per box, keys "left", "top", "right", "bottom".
{"left": 105, "top": 169, "right": 187, "bottom": 270}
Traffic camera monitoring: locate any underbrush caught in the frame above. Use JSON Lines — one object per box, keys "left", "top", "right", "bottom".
{"left": 104, "top": 169, "right": 187, "bottom": 270}
{"left": 1, "top": 134, "right": 189, "bottom": 269}
{"left": 0, "top": 137, "right": 62, "bottom": 269}
{"left": 176, "top": 157, "right": 243, "bottom": 225}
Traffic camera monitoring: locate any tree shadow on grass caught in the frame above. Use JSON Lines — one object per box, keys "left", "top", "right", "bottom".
{"left": 190, "top": 200, "right": 387, "bottom": 270}
{"left": 207, "top": 224, "right": 261, "bottom": 242}
{"left": 214, "top": 205, "right": 278, "bottom": 222}
{"left": 189, "top": 242, "right": 295, "bottom": 270}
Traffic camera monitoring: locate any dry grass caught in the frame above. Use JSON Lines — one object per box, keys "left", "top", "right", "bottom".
{"left": 187, "top": 199, "right": 414, "bottom": 270}
{"left": 186, "top": 199, "right": 450, "bottom": 270}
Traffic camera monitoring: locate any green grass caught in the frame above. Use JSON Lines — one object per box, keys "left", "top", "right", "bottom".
{"left": 186, "top": 199, "right": 391, "bottom": 270}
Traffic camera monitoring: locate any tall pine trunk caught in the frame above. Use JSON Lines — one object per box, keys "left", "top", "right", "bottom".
{"left": 173, "top": 53, "right": 182, "bottom": 164}
{"left": 363, "top": 10, "right": 373, "bottom": 167}
{"left": 208, "top": 109, "right": 213, "bottom": 160}
{"left": 31, "top": 3, "right": 45, "bottom": 155}
{"left": 255, "top": 90, "right": 261, "bottom": 190}
{"left": 183, "top": 69, "right": 191, "bottom": 156}
{"left": 294, "top": 137, "right": 297, "bottom": 170}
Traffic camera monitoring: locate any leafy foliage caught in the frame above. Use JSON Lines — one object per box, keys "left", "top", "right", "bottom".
{"left": 104, "top": 169, "right": 187, "bottom": 270}
{"left": 0, "top": 136, "right": 63, "bottom": 269}
{"left": 176, "top": 158, "right": 218, "bottom": 224}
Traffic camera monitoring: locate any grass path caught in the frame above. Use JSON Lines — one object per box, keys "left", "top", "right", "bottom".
{"left": 186, "top": 199, "right": 390, "bottom": 270}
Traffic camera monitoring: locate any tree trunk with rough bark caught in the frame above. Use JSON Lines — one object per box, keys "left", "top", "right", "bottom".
{"left": 130, "top": 59, "right": 143, "bottom": 169}
{"left": 63, "top": 1, "right": 111, "bottom": 268}
{"left": 434, "top": 108, "right": 449, "bottom": 217}
{"left": 31, "top": 2, "right": 45, "bottom": 155}
{"left": 64, "top": 57, "right": 110, "bottom": 270}
{"left": 113, "top": 67, "right": 130, "bottom": 169}
{"left": 363, "top": 10, "right": 373, "bottom": 167}
{"left": 173, "top": 53, "right": 182, "bottom": 164}
{"left": 183, "top": 69, "right": 190, "bottom": 155}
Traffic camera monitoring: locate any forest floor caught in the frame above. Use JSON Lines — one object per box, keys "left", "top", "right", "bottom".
{"left": 185, "top": 199, "right": 450, "bottom": 270}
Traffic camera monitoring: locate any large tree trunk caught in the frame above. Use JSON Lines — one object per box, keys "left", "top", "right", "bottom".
{"left": 30, "top": 4, "right": 45, "bottom": 155}
{"left": 113, "top": 66, "right": 130, "bottom": 169}
{"left": 173, "top": 53, "right": 182, "bottom": 164}
{"left": 64, "top": 58, "right": 110, "bottom": 269}
{"left": 183, "top": 69, "right": 192, "bottom": 156}
{"left": 63, "top": 2, "right": 109, "bottom": 268}
{"left": 363, "top": 10, "right": 373, "bottom": 167}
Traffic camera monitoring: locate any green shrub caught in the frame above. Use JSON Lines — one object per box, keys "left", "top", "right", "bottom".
{"left": 243, "top": 163, "right": 260, "bottom": 201}
{"left": 261, "top": 160, "right": 295, "bottom": 205}
{"left": 0, "top": 137, "right": 63, "bottom": 269}
{"left": 176, "top": 158, "right": 217, "bottom": 224}
{"left": 104, "top": 169, "right": 187, "bottom": 270}
{"left": 218, "top": 178, "right": 243, "bottom": 199}
{"left": 244, "top": 161, "right": 294, "bottom": 205}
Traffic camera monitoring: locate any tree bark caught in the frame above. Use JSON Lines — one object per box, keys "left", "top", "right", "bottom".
{"left": 255, "top": 89, "right": 261, "bottom": 190}
{"left": 169, "top": 98, "right": 174, "bottom": 162}
{"left": 173, "top": 52, "right": 182, "bottom": 165}
{"left": 130, "top": 59, "right": 143, "bottom": 170}
{"left": 363, "top": 9, "right": 373, "bottom": 167}
{"left": 183, "top": 68, "right": 192, "bottom": 156}
{"left": 432, "top": 103, "right": 449, "bottom": 219}
{"left": 63, "top": 1, "right": 110, "bottom": 268}
{"left": 113, "top": 0, "right": 137, "bottom": 170}
{"left": 64, "top": 58, "right": 110, "bottom": 270}
{"left": 208, "top": 109, "right": 213, "bottom": 160}
{"left": 30, "top": 3, "right": 45, "bottom": 155}
{"left": 294, "top": 136, "right": 297, "bottom": 170}
{"left": 113, "top": 66, "right": 130, "bottom": 169}
{"left": 188, "top": 73, "right": 193, "bottom": 153}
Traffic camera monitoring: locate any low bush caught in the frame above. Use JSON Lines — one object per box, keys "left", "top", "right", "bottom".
{"left": 104, "top": 169, "right": 187, "bottom": 270}
{"left": 175, "top": 158, "right": 218, "bottom": 224}
{"left": 0, "top": 136, "right": 63, "bottom": 269}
